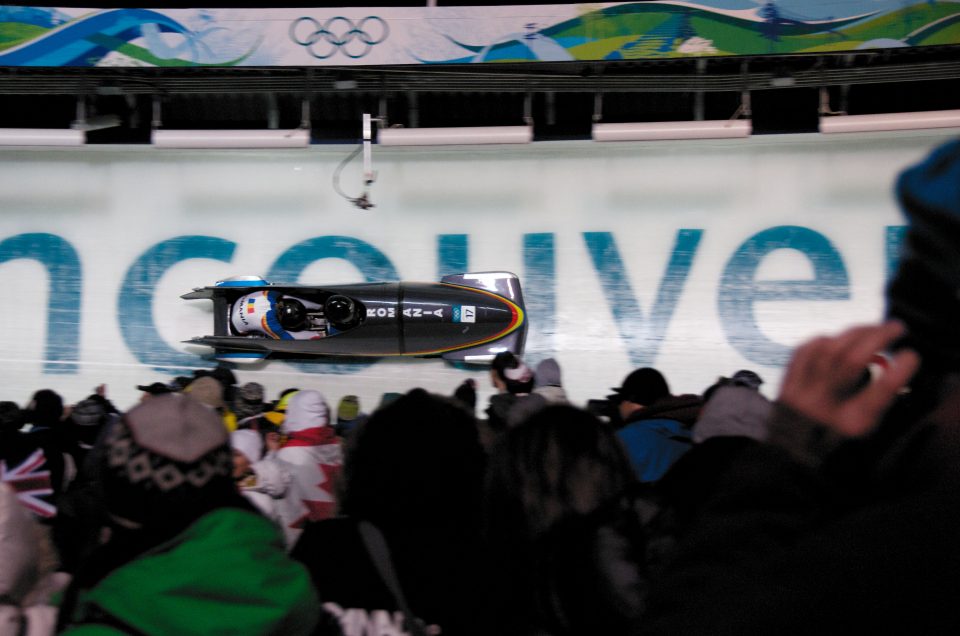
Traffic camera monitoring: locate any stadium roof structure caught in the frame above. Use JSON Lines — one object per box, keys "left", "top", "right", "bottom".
{"left": 1, "top": 0, "right": 959, "bottom": 142}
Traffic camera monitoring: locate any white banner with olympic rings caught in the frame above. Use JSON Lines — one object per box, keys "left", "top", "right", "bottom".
{"left": 1, "top": 2, "right": 957, "bottom": 68}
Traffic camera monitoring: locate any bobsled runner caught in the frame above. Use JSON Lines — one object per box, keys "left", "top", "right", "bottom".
{"left": 182, "top": 271, "right": 526, "bottom": 364}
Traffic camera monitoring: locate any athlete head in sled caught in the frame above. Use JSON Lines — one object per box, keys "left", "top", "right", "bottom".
{"left": 231, "top": 292, "right": 360, "bottom": 340}
{"left": 230, "top": 292, "right": 325, "bottom": 340}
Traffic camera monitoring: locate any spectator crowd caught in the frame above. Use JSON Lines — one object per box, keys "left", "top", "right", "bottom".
{"left": 3, "top": 140, "right": 960, "bottom": 635}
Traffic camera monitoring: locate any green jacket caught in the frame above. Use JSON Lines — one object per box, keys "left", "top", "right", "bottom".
{"left": 63, "top": 508, "right": 319, "bottom": 635}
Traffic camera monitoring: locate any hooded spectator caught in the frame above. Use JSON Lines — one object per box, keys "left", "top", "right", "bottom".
{"left": 232, "top": 428, "right": 264, "bottom": 467}
{"left": 274, "top": 388, "right": 299, "bottom": 412}
{"left": 273, "top": 390, "right": 343, "bottom": 548}
{"left": 533, "top": 357, "right": 570, "bottom": 405}
{"left": 693, "top": 371, "right": 772, "bottom": 444}
{"left": 58, "top": 393, "right": 318, "bottom": 634}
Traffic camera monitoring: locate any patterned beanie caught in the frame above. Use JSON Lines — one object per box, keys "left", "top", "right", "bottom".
{"left": 101, "top": 393, "right": 234, "bottom": 529}
{"left": 234, "top": 382, "right": 266, "bottom": 420}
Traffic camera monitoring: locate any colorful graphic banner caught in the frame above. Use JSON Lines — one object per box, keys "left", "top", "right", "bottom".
{"left": 1, "top": 1, "right": 958, "bottom": 68}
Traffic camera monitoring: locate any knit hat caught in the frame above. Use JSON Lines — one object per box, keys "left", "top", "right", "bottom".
{"left": 230, "top": 429, "right": 263, "bottom": 464}
{"left": 234, "top": 382, "right": 265, "bottom": 420}
{"left": 239, "top": 382, "right": 264, "bottom": 403}
{"left": 184, "top": 376, "right": 225, "bottom": 410}
{"left": 887, "top": 138, "right": 960, "bottom": 368}
{"left": 611, "top": 368, "right": 671, "bottom": 406}
{"left": 101, "top": 393, "right": 233, "bottom": 528}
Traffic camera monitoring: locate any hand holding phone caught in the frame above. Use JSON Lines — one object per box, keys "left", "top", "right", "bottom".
{"left": 778, "top": 321, "right": 920, "bottom": 438}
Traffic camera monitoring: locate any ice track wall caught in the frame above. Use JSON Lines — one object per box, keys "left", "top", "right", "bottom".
{"left": 0, "top": 131, "right": 954, "bottom": 411}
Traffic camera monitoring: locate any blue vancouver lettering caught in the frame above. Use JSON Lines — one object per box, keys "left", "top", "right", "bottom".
{"left": 0, "top": 233, "right": 82, "bottom": 374}
{"left": 583, "top": 230, "right": 703, "bottom": 367}
{"left": 120, "top": 236, "right": 236, "bottom": 372}
{"left": 522, "top": 233, "right": 556, "bottom": 365}
{"left": 437, "top": 234, "right": 468, "bottom": 277}
{"left": 718, "top": 225, "right": 850, "bottom": 367}
{"left": 15, "top": 226, "right": 883, "bottom": 377}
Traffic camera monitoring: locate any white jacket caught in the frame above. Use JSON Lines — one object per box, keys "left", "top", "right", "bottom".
{"left": 273, "top": 391, "right": 343, "bottom": 549}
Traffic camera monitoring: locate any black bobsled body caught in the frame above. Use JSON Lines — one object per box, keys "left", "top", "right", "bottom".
{"left": 182, "top": 272, "right": 526, "bottom": 364}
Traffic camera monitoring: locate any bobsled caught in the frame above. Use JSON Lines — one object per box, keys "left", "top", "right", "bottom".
{"left": 182, "top": 271, "right": 526, "bottom": 364}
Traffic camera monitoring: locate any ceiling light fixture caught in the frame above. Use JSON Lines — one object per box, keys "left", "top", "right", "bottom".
{"left": 377, "top": 125, "right": 533, "bottom": 146}
{"left": 592, "top": 119, "right": 751, "bottom": 142}
{"left": 0, "top": 128, "right": 86, "bottom": 147}
{"left": 151, "top": 128, "right": 310, "bottom": 149}
{"left": 819, "top": 109, "right": 960, "bottom": 134}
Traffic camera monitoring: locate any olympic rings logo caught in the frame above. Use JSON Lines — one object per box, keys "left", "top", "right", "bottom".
{"left": 289, "top": 16, "right": 389, "bottom": 60}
